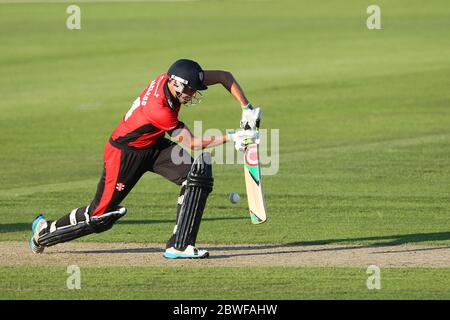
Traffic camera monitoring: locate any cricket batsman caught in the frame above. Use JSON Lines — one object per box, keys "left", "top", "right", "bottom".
{"left": 29, "top": 59, "right": 261, "bottom": 259}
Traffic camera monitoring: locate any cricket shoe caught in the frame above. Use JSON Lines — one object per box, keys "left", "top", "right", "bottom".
{"left": 29, "top": 214, "right": 47, "bottom": 254}
{"left": 163, "top": 245, "right": 209, "bottom": 259}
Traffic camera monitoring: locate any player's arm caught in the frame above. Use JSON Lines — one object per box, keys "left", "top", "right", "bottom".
{"left": 169, "top": 123, "right": 229, "bottom": 151}
{"left": 169, "top": 123, "right": 258, "bottom": 151}
{"left": 203, "top": 70, "right": 249, "bottom": 107}
{"left": 203, "top": 70, "right": 261, "bottom": 130}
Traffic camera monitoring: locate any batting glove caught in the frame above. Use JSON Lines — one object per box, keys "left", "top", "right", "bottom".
{"left": 240, "top": 104, "right": 262, "bottom": 130}
{"left": 227, "top": 129, "right": 259, "bottom": 152}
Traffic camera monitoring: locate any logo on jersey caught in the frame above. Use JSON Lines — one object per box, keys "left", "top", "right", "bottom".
{"left": 116, "top": 183, "right": 125, "bottom": 192}
{"left": 142, "top": 80, "right": 156, "bottom": 106}
{"left": 153, "top": 75, "right": 164, "bottom": 98}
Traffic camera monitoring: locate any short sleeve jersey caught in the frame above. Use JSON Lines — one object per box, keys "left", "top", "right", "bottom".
{"left": 110, "top": 73, "right": 181, "bottom": 149}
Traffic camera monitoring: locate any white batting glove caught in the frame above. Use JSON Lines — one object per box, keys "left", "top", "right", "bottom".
{"left": 240, "top": 104, "right": 262, "bottom": 130}
{"left": 227, "top": 129, "right": 259, "bottom": 152}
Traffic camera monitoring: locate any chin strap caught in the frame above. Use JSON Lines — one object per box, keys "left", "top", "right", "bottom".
{"left": 187, "top": 91, "right": 203, "bottom": 106}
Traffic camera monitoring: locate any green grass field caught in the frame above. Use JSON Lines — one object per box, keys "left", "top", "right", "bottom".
{"left": 1, "top": 0, "right": 450, "bottom": 300}
{"left": 2, "top": 266, "right": 450, "bottom": 300}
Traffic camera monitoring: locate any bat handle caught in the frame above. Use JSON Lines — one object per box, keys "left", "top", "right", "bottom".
{"left": 243, "top": 138, "right": 253, "bottom": 145}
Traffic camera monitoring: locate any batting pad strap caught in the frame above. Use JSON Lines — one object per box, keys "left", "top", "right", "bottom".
{"left": 69, "top": 209, "right": 78, "bottom": 225}
{"left": 50, "top": 221, "right": 57, "bottom": 233}
{"left": 90, "top": 207, "right": 127, "bottom": 233}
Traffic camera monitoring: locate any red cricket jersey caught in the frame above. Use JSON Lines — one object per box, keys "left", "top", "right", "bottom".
{"left": 110, "top": 73, "right": 181, "bottom": 149}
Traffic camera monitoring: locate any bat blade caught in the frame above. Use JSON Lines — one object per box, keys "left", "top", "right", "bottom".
{"left": 244, "top": 143, "right": 267, "bottom": 224}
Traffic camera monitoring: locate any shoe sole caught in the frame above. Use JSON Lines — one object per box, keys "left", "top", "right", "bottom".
{"left": 29, "top": 238, "right": 45, "bottom": 254}
{"left": 163, "top": 252, "right": 210, "bottom": 259}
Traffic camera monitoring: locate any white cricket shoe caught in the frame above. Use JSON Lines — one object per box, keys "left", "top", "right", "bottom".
{"left": 29, "top": 214, "right": 47, "bottom": 254}
{"left": 163, "top": 245, "right": 209, "bottom": 259}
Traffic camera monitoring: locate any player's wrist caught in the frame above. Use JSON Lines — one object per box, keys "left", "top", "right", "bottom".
{"left": 241, "top": 103, "right": 254, "bottom": 110}
{"left": 226, "top": 132, "right": 235, "bottom": 142}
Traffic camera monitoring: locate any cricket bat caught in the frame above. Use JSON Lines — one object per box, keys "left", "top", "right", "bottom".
{"left": 243, "top": 125, "right": 267, "bottom": 224}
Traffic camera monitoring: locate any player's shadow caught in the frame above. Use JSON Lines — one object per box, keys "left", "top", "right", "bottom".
{"left": 206, "top": 231, "right": 450, "bottom": 259}
{"left": 289, "top": 231, "right": 450, "bottom": 247}
{"left": 0, "top": 223, "right": 29, "bottom": 233}
{"left": 0, "top": 217, "right": 245, "bottom": 233}
{"left": 116, "top": 216, "right": 246, "bottom": 225}
{"left": 72, "top": 231, "right": 450, "bottom": 256}
{"left": 74, "top": 247, "right": 163, "bottom": 254}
